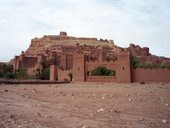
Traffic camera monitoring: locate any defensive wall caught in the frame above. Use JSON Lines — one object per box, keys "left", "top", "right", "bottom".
{"left": 50, "top": 51, "right": 132, "bottom": 83}
{"left": 5, "top": 32, "right": 170, "bottom": 83}
{"left": 50, "top": 51, "right": 170, "bottom": 83}
{"left": 132, "top": 68, "right": 170, "bottom": 82}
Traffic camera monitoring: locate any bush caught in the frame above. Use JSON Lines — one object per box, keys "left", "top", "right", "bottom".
{"left": 131, "top": 56, "right": 138, "bottom": 68}
{"left": 161, "top": 63, "right": 170, "bottom": 69}
{"left": 91, "top": 66, "right": 116, "bottom": 76}
{"left": 0, "top": 64, "right": 14, "bottom": 79}
{"left": 109, "top": 70, "right": 116, "bottom": 76}
{"left": 131, "top": 56, "right": 170, "bottom": 69}
{"left": 42, "top": 67, "right": 50, "bottom": 80}
{"left": 15, "top": 68, "right": 29, "bottom": 79}
{"left": 3, "top": 72, "right": 15, "bottom": 79}
{"left": 33, "top": 60, "right": 50, "bottom": 80}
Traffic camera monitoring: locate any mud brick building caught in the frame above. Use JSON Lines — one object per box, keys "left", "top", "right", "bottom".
{"left": 9, "top": 32, "right": 170, "bottom": 83}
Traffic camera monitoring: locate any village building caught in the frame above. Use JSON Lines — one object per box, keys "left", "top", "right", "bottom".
{"left": 8, "top": 32, "right": 170, "bottom": 83}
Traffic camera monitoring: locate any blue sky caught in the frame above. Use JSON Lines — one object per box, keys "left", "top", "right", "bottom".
{"left": 0, "top": 0, "right": 170, "bottom": 61}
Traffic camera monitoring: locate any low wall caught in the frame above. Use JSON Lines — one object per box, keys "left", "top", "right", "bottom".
{"left": 0, "top": 80, "right": 70, "bottom": 84}
{"left": 86, "top": 76, "right": 116, "bottom": 82}
{"left": 58, "top": 69, "right": 70, "bottom": 81}
{"left": 132, "top": 68, "right": 170, "bottom": 82}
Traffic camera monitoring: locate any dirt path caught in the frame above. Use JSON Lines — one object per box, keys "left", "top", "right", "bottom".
{"left": 0, "top": 83, "right": 170, "bottom": 128}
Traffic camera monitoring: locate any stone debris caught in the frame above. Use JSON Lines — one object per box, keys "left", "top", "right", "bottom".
{"left": 112, "top": 93, "right": 119, "bottom": 98}
{"left": 59, "top": 91, "right": 66, "bottom": 96}
{"left": 91, "top": 93, "right": 97, "bottom": 97}
{"left": 128, "top": 98, "right": 132, "bottom": 101}
{"left": 137, "top": 93, "right": 140, "bottom": 96}
{"left": 12, "top": 120, "right": 15, "bottom": 123}
{"left": 34, "top": 104, "right": 40, "bottom": 107}
{"left": 81, "top": 125, "right": 90, "bottom": 128}
{"left": 32, "top": 88, "right": 38, "bottom": 95}
{"left": 160, "top": 97, "right": 164, "bottom": 101}
{"left": 35, "top": 112, "right": 50, "bottom": 118}
{"left": 0, "top": 114, "right": 42, "bottom": 128}
{"left": 101, "top": 94, "right": 106, "bottom": 99}
{"left": 126, "top": 94, "right": 130, "bottom": 97}
{"left": 110, "top": 109, "right": 121, "bottom": 114}
{"left": 165, "top": 103, "right": 169, "bottom": 106}
{"left": 139, "top": 117, "right": 144, "bottom": 121}
{"left": 101, "top": 96, "right": 106, "bottom": 99}
{"left": 25, "top": 95, "right": 30, "bottom": 98}
{"left": 162, "top": 119, "right": 168, "bottom": 124}
{"left": 35, "top": 113, "right": 42, "bottom": 117}
{"left": 71, "top": 93, "right": 75, "bottom": 96}
{"left": 97, "top": 108, "right": 104, "bottom": 112}
{"left": 89, "top": 113, "right": 94, "bottom": 117}
{"left": 98, "top": 123, "right": 104, "bottom": 126}
{"left": 44, "top": 114, "right": 48, "bottom": 118}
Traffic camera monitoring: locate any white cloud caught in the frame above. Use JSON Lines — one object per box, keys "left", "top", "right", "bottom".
{"left": 0, "top": 0, "right": 170, "bottom": 61}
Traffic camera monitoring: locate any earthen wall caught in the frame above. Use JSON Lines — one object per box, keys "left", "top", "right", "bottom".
{"left": 116, "top": 52, "right": 131, "bottom": 83}
{"left": 58, "top": 68, "right": 70, "bottom": 81}
{"left": 86, "top": 76, "right": 116, "bottom": 82}
{"left": 72, "top": 54, "right": 86, "bottom": 82}
{"left": 132, "top": 68, "right": 170, "bottom": 82}
{"left": 50, "top": 65, "right": 57, "bottom": 81}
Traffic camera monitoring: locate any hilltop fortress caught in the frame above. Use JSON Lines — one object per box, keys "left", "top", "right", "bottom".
{"left": 9, "top": 32, "right": 170, "bottom": 83}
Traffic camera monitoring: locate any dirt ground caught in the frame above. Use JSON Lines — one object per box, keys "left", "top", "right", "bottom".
{"left": 0, "top": 82, "right": 170, "bottom": 128}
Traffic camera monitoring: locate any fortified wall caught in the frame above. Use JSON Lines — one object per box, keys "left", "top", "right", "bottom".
{"left": 8, "top": 32, "right": 170, "bottom": 83}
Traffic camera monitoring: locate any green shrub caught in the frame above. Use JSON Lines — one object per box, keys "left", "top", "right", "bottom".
{"left": 0, "top": 64, "right": 14, "bottom": 79}
{"left": 131, "top": 56, "right": 138, "bottom": 68}
{"left": 3, "top": 72, "right": 15, "bottom": 79}
{"left": 15, "top": 68, "right": 29, "bottom": 79}
{"left": 161, "top": 63, "right": 170, "bottom": 69}
{"left": 42, "top": 67, "right": 50, "bottom": 80}
{"left": 33, "top": 60, "right": 50, "bottom": 80}
{"left": 2, "top": 64, "right": 13, "bottom": 73}
{"left": 91, "top": 66, "right": 116, "bottom": 76}
{"left": 131, "top": 56, "right": 170, "bottom": 69}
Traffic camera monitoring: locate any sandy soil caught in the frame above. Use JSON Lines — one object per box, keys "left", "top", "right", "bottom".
{"left": 0, "top": 82, "right": 170, "bottom": 128}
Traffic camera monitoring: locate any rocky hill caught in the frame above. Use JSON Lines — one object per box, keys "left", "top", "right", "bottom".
{"left": 25, "top": 32, "right": 118, "bottom": 56}
{"left": 12, "top": 32, "right": 170, "bottom": 65}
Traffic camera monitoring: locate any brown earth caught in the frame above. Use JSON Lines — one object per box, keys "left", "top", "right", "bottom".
{"left": 0, "top": 82, "right": 170, "bottom": 128}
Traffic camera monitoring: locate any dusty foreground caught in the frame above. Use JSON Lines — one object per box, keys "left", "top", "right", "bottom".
{"left": 0, "top": 83, "right": 170, "bottom": 128}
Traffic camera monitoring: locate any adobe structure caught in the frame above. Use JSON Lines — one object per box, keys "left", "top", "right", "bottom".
{"left": 8, "top": 32, "right": 170, "bottom": 83}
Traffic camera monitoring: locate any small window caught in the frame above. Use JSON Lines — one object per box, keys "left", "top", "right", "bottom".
{"left": 123, "top": 67, "right": 125, "bottom": 70}
{"left": 78, "top": 68, "right": 80, "bottom": 71}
